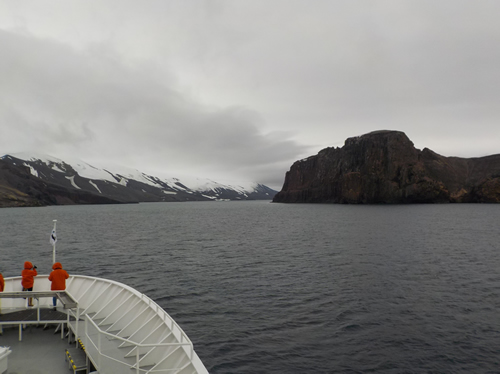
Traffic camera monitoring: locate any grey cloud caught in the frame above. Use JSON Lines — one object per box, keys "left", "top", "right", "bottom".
{"left": 0, "top": 28, "right": 307, "bottom": 187}
{"left": 2, "top": 0, "right": 500, "bottom": 190}
{"left": 181, "top": 1, "right": 500, "bottom": 139}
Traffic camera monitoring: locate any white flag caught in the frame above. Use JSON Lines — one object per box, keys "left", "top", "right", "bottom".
{"left": 50, "top": 228, "right": 57, "bottom": 245}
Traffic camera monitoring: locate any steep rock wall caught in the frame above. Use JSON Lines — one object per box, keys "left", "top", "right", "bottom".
{"left": 273, "top": 130, "right": 500, "bottom": 203}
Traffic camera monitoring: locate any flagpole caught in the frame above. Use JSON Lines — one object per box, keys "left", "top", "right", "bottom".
{"left": 52, "top": 220, "right": 57, "bottom": 263}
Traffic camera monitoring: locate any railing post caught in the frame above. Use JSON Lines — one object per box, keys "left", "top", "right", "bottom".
{"left": 67, "top": 310, "right": 71, "bottom": 344}
{"left": 98, "top": 329, "right": 102, "bottom": 371}
{"left": 36, "top": 297, "right": 40, "bottom": 322}
{"left": 76, "top": 306, "right": 80, "bottom": 345}
{"left": 136, "top": 345, "right": 140, "bottom": 374}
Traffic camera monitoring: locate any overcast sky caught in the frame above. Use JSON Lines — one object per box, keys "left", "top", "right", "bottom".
{"left": 1, "top": 0, "right": 499, "bottom": 190}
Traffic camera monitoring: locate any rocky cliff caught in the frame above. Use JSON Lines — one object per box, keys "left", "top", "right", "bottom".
{"left": 273, "top": 130, "right": 500, "bottom": 204}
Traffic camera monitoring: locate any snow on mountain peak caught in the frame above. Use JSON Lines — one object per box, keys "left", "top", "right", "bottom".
{"left": 1, "top": 152, "right": 268, "bottom": 197}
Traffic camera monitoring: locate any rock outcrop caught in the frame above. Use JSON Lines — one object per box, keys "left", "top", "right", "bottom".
{"left": 273, "top": 130, "right": 500, "bottom": 204}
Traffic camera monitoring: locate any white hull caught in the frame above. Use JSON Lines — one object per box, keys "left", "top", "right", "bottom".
{"left": 0, "top": 275, "right": 209, "bottom": 374}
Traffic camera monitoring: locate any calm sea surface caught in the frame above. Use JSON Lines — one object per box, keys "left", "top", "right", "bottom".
{"left": 1, "top": 201, "right": 500, "bottom": 373}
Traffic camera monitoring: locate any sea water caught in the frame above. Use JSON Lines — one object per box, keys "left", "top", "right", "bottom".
{"left": 1, "top": 201, "right": 499, "bottom": 373}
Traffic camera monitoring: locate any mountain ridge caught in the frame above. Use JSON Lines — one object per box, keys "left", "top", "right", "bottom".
{"left": 0, "top": 153, "right": 277, "bottom": 207}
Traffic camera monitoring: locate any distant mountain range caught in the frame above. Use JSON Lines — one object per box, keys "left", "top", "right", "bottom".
{"left": 0, "top": 153, "right": 277, "bottom": 207}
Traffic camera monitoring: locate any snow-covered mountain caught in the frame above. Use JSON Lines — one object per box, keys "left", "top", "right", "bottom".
{"left": 0, "top": 153, "right": 277, "bottom": 205}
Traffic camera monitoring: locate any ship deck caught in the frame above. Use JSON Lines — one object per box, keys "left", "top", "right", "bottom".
{"left": 1, "top": 322, "right": 85, "bottom": 374}
{"left": 0, "top": 307, "right": 67, "bottom": 323}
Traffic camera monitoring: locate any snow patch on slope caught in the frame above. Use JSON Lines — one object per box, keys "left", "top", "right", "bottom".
{"left": 65, "top": 176, "right": 81, "bottom": 189}
{"left": 89, "top": 180, "right": 102, "bottom": 193}
{"left": 51, "top": 164, "right": 65, "bottom": 173}
{"left": 23, "top": 162, "right": 38, "bottom": 177}
{"left": 168, "top": 175, "right": 257, "bottom": 194}
{"left": 11, "top": 152, "right": 62, "bottom": 165}
{"left": 162, "top": 190, "right": 177, "bottom": 195}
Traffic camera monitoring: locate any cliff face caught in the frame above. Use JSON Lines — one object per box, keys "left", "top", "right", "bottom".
{"left": 273, "top": 130, "right": 500, "bottom": 204}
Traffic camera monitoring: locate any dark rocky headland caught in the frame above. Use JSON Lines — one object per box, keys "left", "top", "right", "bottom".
{"left": 273, "top": 130, "right": 500, "bottom": 204}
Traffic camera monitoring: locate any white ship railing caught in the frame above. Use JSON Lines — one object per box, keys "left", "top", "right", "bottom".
{"left": 1, "top": 275, "right": 208, "bottom": 374}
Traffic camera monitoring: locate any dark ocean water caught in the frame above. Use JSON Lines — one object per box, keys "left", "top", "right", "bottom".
{"left": 1, "top": 201, "right": 499, "bottom": 373}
